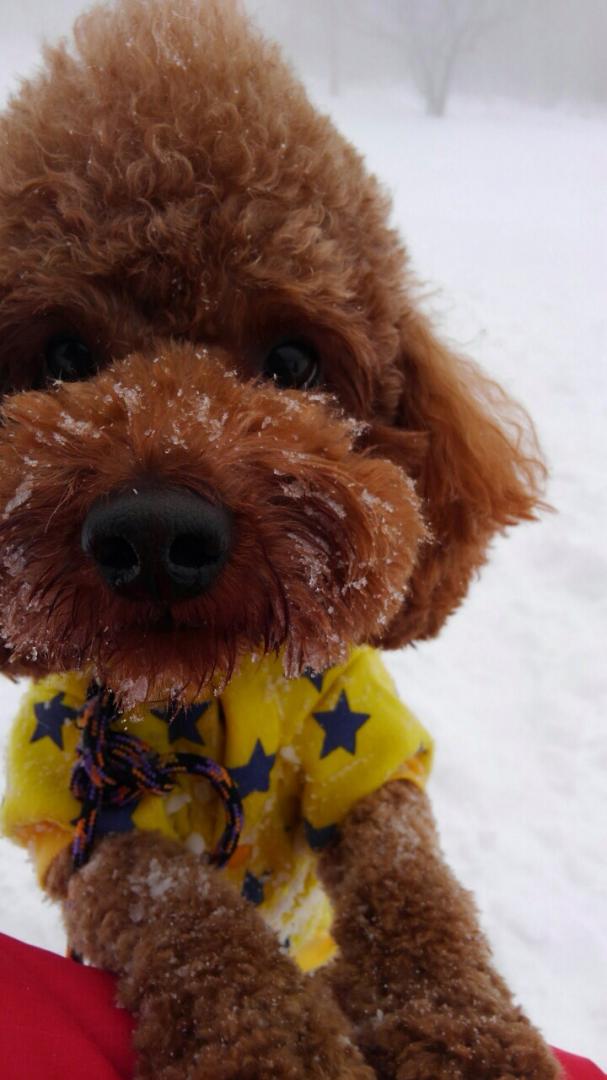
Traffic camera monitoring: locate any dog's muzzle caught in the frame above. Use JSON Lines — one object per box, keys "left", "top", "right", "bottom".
{"left": 81, "top": 486, "right": 232, "bottom": 602}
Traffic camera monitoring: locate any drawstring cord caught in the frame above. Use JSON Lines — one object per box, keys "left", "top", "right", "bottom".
{"left": 67, "top": 684, "right": 243, "bottom": 960}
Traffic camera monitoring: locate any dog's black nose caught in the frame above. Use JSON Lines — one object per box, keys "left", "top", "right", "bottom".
{"left": 81, "top": 488, "right": 232, "bottom": 602}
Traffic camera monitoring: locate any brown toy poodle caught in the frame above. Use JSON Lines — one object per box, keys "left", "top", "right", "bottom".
{"left": 0, "top": 1, "right": 561, "bottom": 1077}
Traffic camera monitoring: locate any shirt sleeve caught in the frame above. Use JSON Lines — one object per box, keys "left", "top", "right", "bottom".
{"left": 296, "top": 646, "right": 433, "bottom": 848}
{"left": 0, "top": 675, "right": 88, "bottom": 881}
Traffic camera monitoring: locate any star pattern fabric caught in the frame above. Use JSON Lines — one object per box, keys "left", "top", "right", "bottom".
{"left": 3, "top": 647, "right": 433, "bottom": 976}
{"left": 303, "top": 669, "right": 325, "bottom": 693}
{"left": 95, "top": 803, "right": 138, "bottom": 837}
{"left": 71, "top": 803, "right": 137, "bottom": 839}
{"left": 304, "top": 819, "right": 339, "bottom": 851}
{"left": 312, "top": 690, "right": 370, "bottom": 759}
{"left": 241, "top": 870, "right": 266, "bottom": 906}
{"left": 229, "top": 739, "right": 276, "bottom": 798}
{"left": 151, "top": 701, "right": 210, "bottom": 745}
{"left": 30, "top": 693, "right": 78, "bottom": 750}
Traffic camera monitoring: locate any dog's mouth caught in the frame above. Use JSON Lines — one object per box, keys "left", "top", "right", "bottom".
{"left": 114, "top": 603, "right": 208, "bottom": 638}
{"left": 149, "top": 609, "right": 177, "bottom": 634}
{"left": 144, "top": 609, "right": 209, "bottom": 637}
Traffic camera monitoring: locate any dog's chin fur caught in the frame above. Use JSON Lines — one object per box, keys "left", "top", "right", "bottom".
{"left": 0, "top": 348, "right": 426, "bottom": 703}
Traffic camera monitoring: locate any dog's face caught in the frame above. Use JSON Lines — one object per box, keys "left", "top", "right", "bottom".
{"left": 0, "top": 0, "right": 544, "bottom": 702}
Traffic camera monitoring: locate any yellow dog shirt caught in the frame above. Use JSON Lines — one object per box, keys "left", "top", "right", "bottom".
{"left": 1, "top": 645, "right": 432, "bottom": 971}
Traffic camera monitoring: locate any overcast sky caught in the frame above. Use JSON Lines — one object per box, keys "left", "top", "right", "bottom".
{"left": 1, "top": 0, "right": 606, "bottom": 110}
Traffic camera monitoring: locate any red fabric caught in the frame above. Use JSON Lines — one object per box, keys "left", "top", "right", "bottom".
{"left": 0, "top": 932, "right": 603, "bottom": 1079}
{"left": 553, "top": 1047, "right": 606, "bottom": 1079}
{"left": 0, "top": 932, "right": 135, "bottom": 1079}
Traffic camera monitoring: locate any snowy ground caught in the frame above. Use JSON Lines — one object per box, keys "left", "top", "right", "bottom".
{"left": 0, "top": 54, "right": 605, "bottom": 1067}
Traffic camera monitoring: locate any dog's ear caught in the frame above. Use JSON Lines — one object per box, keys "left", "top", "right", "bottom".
{"left": 369, "top": 308, "right": 547, "bottom": 648}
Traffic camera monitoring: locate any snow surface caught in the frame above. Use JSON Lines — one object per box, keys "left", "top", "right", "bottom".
{"left": 0, "top": 69, "right": 604, "bottom": 1066}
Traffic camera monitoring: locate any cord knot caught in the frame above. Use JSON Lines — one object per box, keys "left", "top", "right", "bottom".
{"left": 70, "top": 684, "right": 243, "bottom": 870}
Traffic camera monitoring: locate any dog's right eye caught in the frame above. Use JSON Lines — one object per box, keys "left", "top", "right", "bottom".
{"left": 263, "top": 340, "right": 320, "bottom": 390}
{"left": 45, "top": 334, "right": 97, "bottom": 383}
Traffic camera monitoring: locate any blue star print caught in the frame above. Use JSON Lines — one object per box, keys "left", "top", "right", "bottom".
{"left": 313, "top": 690, "right": 370, "bottom": 759}
{"left": 241, "top": 871, "right": 266, "bottom": 906}
{"left": 30, "top": 693, "right": 78, "bottom": 750}
{"left": 95, "top": 803, "right": 138, "bottom": 838}
{"left": 303, "top": 668, "right": 325, "bottom": 693}
{"left": 229, "top": 739, "right": 276, "bottom": 798}
{"left": 304, "top": 819, "right": 339, "bottom": 851}
{"left": 71, "top": 803, "right": 137, "bottom": 838}
{"left": 151, "top": 701, "right": 210, "bottom": 745}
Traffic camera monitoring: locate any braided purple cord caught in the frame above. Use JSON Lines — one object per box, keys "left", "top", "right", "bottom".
{"left": 70, "top": 685, "right": 243, "bottom": 869}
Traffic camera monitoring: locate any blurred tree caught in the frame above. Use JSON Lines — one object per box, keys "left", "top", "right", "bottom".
{"left": 387, "top": 0, "right": 503, "bottom": 116}
{"left": 248, "top": 0, "right": 607, "bottom": 108}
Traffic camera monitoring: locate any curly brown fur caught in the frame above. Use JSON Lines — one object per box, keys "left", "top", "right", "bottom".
{"left": 0, "top": 347, "right": 423, "bottom": 698}
{"left": 318, "top": 783, "right": 560, "bottom": 1079}
{"left": 54, "top": 830, "right": 374, "bottom": 1080}
{"left": 376, "top": 314, "right": 548, "bottom": 646}
{"left": 0, "top": 0, "right": 556, "bottom": 1076}
{"left": 0, "top": 0, "right": 545, "bottom": 693}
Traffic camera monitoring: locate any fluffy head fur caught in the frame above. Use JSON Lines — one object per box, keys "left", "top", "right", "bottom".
{"left": 0, "top": 0, "right": 545, "bottom": 701}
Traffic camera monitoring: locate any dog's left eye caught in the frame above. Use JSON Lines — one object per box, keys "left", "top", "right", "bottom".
{"left": 45, "top": 334, "right": 97, "bottom": 383}
{"left": 263, "top": 340, "right": 320, "bottom": 390}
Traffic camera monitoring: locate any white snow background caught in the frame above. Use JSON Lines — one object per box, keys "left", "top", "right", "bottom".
{"left": 0, "top": 30, "right": 605, "bottom": 1070}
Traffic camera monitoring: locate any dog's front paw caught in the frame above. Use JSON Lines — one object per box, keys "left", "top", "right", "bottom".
{"left": 61, "top": 832, "right": 374, "bottom": 1080}
{"left": 61, "top": 830, "right": 189, "bottom": 973}
{"left": 380, "top": 1004, "right": 561, "bottom": 1080}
